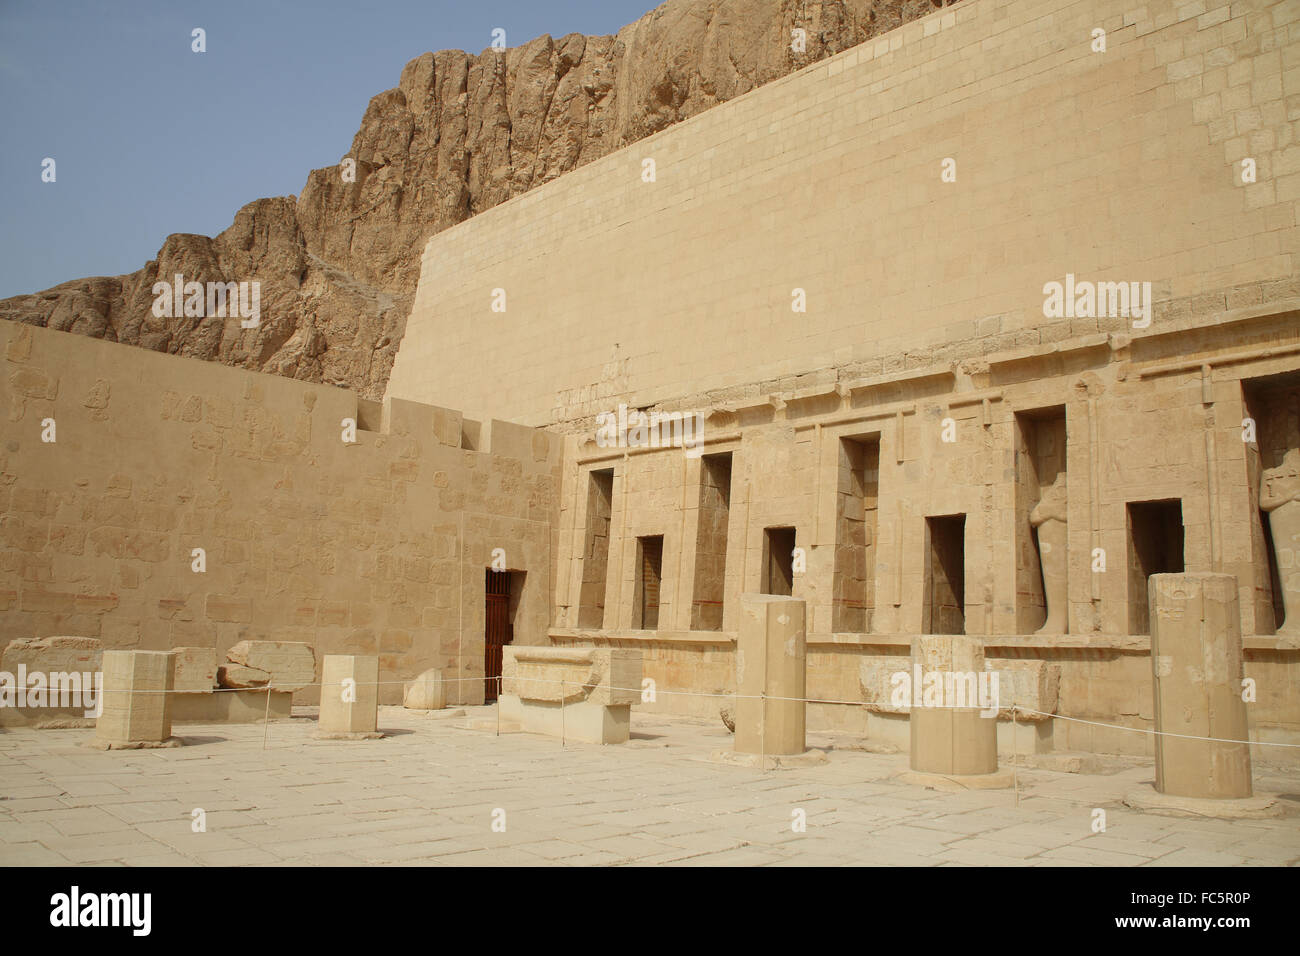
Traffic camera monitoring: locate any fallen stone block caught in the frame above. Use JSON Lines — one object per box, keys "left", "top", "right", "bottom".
{"left": 0, "top": 636, "right": 103, "bottom": 726}
{"left": 2, "top": 636, "right": 102, "bottom": 673}
{"left": 988, "top": 659, "right": 1060, "bottom": 722}
{"left": 171, "top": 647, "right": 216, "bottom": 693}
{"left": 172, "top": 689, "right": 292, "bottom": 723}
{"left": 859, "top": 656, "right": 910, "bottom": 715}
{"left": 226, "top": 640, "right": 315, "bottom": 691}
{"left": 217, "top": 663, "right": 270, "bottom": 688}
{"left": 720, "top": 703, "right": 735, "bottom": 733}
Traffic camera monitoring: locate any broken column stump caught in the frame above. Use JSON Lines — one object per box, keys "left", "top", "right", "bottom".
{"left": 317, "top": 655, "right": 382, "bottom": 739}
{"left": 91, "top": 650, "right": 180, "bottom": 750}
{"left": 1125, "top": 573, "right": 1278, "bottom": 816}
{"left": 499, "top": 646, "right": 642, "bottom": 744}
{"left": 900, "top": 634, "right": 1011, "bottom": 790}
{"left": 403, "top": 668, "right": 446, "bottom": 710}
{"left": 717, "top": 594, "right": 825, "bottom": 767}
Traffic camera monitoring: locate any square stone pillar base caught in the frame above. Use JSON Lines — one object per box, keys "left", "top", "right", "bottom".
{"left": 92, "top": 650, "right": 179, "bottom": 750}
{"left": 318, "top": 655, "right": 382, "bottom": 739}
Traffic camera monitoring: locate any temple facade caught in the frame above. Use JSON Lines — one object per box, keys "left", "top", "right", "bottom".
{"left": 3, "top": 0, "right": 1298, "bottom": 760}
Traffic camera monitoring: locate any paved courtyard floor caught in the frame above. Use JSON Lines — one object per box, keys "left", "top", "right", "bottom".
{"left": 1, "top": 707, "right": 1298, "bottom": 866}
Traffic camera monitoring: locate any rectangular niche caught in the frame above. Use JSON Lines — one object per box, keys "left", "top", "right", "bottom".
{"left": 1014, "top": 407, "right": 1068, "bottom": 634}
{"left": 577, "top": 469, "right": 614, "bottom": 628}
{"left": 635, "top": 535, "right": 664, "bottom": 630}
{"left": 1126, "top": 499, "right": 1184, "bottom": 635}
{"left": 833, "top": 436, "right": 880, "bottom": 633}
{"left": 763, "top": 527, "right": 796, "bottom": 597}
{"left": 1242, "top": 372, "right": 1300, "bottom": 635}
{"left": 925, "top": 514, "right": 966, "bottom": 635}
{"left": 691, "top": 453, "right": 733, "bottom": 630}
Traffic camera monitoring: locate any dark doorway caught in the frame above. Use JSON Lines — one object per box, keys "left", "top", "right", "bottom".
{"left": 763, "top": 527, "right": 797, "bottom": 597}
{"left": 484, "top": 568, "right": 521, "bottom": 702}
{"left": 578, "top": 469, "right": 614, "bottom": 627}
{"left": 635, "top": 536, "right": 664, "bottom": 630}
{"left": 1127, "top": 499, "right": 1185, "bottom": 634}
{"left": 925, "top": 514, "right": 966, "bottom": 635}
{"left": 691, "top": 454, "right": 733, "bottom": 630}
{"left": 833, "top": 436, "right": 880, "bottom": 632}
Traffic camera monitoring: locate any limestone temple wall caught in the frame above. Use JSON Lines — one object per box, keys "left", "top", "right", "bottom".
{"left": 3, "top": 0, "right": 1298, "bottom": 764}
{"left": 389, "top": 0, "right": 1300, "bottom": 429}
{"left": 390, "top": 0, "right": 1300, "bottom": 760}
{"left": 0, "top": 322, "right": 560, "bottom": 705}
{"left": 551, "top": 304, "right": 1300, "bottom": 759}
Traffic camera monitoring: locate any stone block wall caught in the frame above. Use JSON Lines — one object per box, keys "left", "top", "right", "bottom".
{"left": 548, "top": 303, "right": 1300, "bottom": 761}
{"left": 390, "top": 0, "right": 1300, "bottom": 429}
{"left": 0, "top": 322, "right": 560, "bottom": 705}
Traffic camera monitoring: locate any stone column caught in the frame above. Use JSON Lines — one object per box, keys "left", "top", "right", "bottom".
{"left": 908, "top": 634, "right": 998, "bottom": 777}
{"left": 318, "top": 655, "right": 382, "bottom": 739}
{"left": 93, "top": 650, "right": 177, "bottom": 749}
{"left": 735, "top": 594, "right": 806, "bottom": 756}
{"left": 1148, "top": 573, "right": 1252, "bottom": 799}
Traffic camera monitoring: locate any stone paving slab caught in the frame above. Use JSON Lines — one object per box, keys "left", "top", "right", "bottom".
{"left": 0, "top": 706, "right": 1297, "bottom": 867}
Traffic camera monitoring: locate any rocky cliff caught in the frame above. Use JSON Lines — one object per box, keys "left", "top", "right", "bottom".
{"left": 1, "top": 0, "right": 955, "bottom": 399}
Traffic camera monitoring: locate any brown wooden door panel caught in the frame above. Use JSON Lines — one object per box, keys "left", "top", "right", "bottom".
{"left": 484, "top": 569, "right": 513, "bottom": 702}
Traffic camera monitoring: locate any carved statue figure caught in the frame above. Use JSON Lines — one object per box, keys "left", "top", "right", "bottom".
{"left": 1261, "top": 445, "right": 1300, "bottom": 642}
{"left": 1030, "top": 474, "right": 1068, "bottom": 634}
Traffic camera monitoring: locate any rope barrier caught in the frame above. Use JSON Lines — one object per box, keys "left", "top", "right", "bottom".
{"left": 16, "top": 672, "right": 1300, "bottom": 750}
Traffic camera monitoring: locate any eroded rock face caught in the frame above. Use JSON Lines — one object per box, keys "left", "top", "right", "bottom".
{"left": 0, "top": 0, "right": 955, "bottom": 399}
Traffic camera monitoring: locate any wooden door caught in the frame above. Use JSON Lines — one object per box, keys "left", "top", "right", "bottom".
{"left": 484, "top": 569, "right": 512, "bottom": 702}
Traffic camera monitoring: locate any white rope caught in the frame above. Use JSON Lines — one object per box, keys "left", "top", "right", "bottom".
{"left": 40, "top": 674, "right": 1300, "bottom": 749}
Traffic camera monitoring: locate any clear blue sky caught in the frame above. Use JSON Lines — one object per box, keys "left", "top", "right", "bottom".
{"left": 0, "top": 0, "right": 655, "bottom": 299}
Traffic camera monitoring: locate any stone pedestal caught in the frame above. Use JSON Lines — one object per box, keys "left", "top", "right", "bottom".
{"left": 92, "top": 650, "right": 179, "bottom": 750}
{"left": 1148, "top": 573, "right": 1252, "bottom": 799}
{"left": 734, "top": 594, "right": 807, "bottom": 757}
{"left": 500, "top": 646, "right": 642, "bottom": 744}
{"left": 317, "top": 655, "right": 381, "bottom": 739}
{"left": 172, "top": 689, "right": 293, "bottom": 723}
